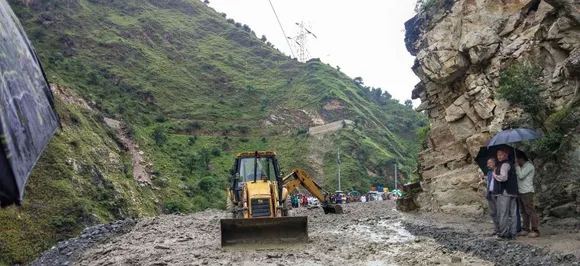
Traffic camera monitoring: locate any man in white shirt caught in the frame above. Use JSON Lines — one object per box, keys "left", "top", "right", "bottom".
{"left": 515, "top": 153, "right": 539, "bottom": 237}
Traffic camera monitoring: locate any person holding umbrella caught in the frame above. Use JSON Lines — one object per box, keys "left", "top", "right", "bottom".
{"left": 493, "top": 147, "right": 519, "bottom": 240}
{"left": 476, "top": 145, "right": 523, "bottom": 235}
{"left": 515, "top": 152, "right": 540, "bottom": 237}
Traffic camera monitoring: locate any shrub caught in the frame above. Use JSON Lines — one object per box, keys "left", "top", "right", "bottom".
{"left": 183, "top": 153, "right": 199, "bottom": 174}
{"left": 198, "top": 176, "right": 217, "bottom": 191}
{"left": 199, "top": 148, "right": 212, "bottom": 168}
{"left": 153, "top": 177, "right": 170, "bottom": 188}
{"left": 497, "top": 62, "right": 545, "bottom": 117}
{"left": 123, "top": 123, "right": 136, "bottom": 139}
{"left": 415, "top": 125, "right": 431, "bottom": 148}
{"left": 185, "top": 121, "right": 202, "bottom": 132}
{"left": 50, "top": 216, "right": 78, "bottom": 234}
{"left": 531, "top": 132, "right": 562, "bottom": 159}
{"left": 163, "top": 199, "right": 189, "bottom": 214}
{"left": 296, "top": 127, "right": 308, "bottom": 136}
{"left": 237, "top": 125, "right": 250, "bottom": 134}
{"left": 188, "top": 136, "right": 196, "bottom": 146}
{"left": 211, "top": 147, "right": 221, "bottom": 157}
{"left": 545, "top": 106, "right": 572, "bottom": 131}
{"left": 155, "top": 115, "right": 167, "bottom": 123}
{"left": 151, "top": 126, "right": 167, "bottom": 146}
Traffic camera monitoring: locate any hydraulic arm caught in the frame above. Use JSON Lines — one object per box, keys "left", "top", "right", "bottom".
{"left": 283, "top": 168, "right": 343, "bottom": 214}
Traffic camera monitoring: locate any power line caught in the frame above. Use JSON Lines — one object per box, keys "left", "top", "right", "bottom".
{"left": 267, "top": 0, "right": 295, "bottom": 58}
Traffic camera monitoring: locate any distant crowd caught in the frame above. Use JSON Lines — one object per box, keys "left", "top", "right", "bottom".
{"left": 289, "top": 191, "right": 399, "bottom": 208}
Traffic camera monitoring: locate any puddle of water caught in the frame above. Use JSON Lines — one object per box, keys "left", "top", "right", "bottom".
{"left": 366, "top": 261, "right": 398, "bottom": 266}
{"left": 333, "top": 220, "right": 414, "bottom": 244}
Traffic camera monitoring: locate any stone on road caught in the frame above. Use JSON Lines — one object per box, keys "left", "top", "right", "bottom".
{"left": 72, "top": 202, "right": 490, "bottom": 266}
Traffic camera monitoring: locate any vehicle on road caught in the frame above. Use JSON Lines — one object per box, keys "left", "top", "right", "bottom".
{"left": 221, "top": 151, "right": 342, "bottom": 247}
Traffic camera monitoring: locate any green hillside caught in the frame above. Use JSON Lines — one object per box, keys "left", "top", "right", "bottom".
{"left": 1, "top": 0, "right": 426, "bottom": 264}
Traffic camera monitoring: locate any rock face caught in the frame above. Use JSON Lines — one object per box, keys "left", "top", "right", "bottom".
{"left": 405, "top": 0, "right": 580, "bottom": 216}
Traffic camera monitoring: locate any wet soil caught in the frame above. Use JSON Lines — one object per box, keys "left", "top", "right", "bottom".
{"left": 70, "top": 202, "right": 490, "bottom": 266}
{"left": 31, "top": 201, "right": 580, "bottom": 266}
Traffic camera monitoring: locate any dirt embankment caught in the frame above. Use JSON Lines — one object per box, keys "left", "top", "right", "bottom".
{"left": 308, "top": 120, "right": 353, "bottom": 136}
{"left": 31, "top": 201, "right": 580, "bottom": 266}
{"left": 103, "top": 117, "right": 151, "bottom": 184}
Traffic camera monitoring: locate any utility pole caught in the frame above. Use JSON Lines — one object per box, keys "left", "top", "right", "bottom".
{"left": 337, "top": 149, "right": 341, "bottom": 191}
{"left": 394, "top": 163, "right": 398, "bottom": 191}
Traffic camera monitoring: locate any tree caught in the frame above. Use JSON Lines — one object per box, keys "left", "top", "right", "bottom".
{"left": 242, "top": 24, "right": 251, "bottom": 33}
{"left": 221, "top": 13, "right": 227, "bottom": 18}
{"left": 151, "top": 126, "right": 167, "bottom": 146}
{"left": 353, "top": 77, "right": 364, "bottom": 86}
{"left": 261, "top": 35, "right": 267, "bottom": 42}
{"left": 371, "top": 88, "right": 382, "bottom": 101}
{"left": 184, "top": 153, "right": 198, "bottom": 174}
{"left": 203, "top": 0, "right": 210, "bottom": 4}
{"left": 382, "top": 91, "right": 392, "bottom": 100}
{"left": 336, "top": 66, "right": 341, "bottom": 71}
{"left": 404, "top": 99, "right": 413, "bottom": 107}
{"left": 199, "top": 148, "right": 212, "bottom": 168}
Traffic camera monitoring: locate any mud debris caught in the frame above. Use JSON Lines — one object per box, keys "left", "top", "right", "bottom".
{"left": 30, "top": 201, "right": 580, "bottom": 266}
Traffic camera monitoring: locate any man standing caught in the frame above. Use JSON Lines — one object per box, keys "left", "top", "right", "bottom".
{"left": 485, "top": 158, "right": 500, "bottom": 235}
{"left": 493, "top": 148, "right": 519, "bottom": 240}
{"left": 516, "top": 153, "right": 539, "bottom": 237}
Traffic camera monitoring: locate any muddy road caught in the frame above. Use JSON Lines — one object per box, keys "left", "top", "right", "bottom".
{"left": 32, "top": 201, "right": 579, "bottom": 266}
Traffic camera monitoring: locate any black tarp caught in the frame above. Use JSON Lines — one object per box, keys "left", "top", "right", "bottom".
{"left": 0, "top": 0, "right": 59, "bottom": 207}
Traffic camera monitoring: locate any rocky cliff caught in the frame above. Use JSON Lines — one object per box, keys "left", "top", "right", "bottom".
{"left": 405, "top": 0, "right": 580, "bottom": 218}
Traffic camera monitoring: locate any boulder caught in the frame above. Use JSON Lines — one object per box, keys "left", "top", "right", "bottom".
{"left": 549, "top": 203, "right": 579, "bottom": 218}
{"left": 417, "top": 49, "right": 470, "bottom": 84}
{"left": 448, "top": 116, "right": 477, "bottom": 141}
{"left": 428, "top": 123, "right": 456, "bottom": 150}
{"left": 466, "top": 133, "right": 491, "bottom": 158}
{"left": 445, "top": 104, "right": 466, "bottom": 122}
{"left": 473, "top": 98, "right": 496, "bottom": 120}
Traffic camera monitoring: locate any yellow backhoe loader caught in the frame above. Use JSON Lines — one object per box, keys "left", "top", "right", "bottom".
{"left": 221, "top": 151, "right": 343, "bottom": 247}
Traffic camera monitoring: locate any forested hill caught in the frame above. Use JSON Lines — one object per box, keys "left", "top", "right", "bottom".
{"left": 1, "top": 0, "right": 426, "bottom": 264}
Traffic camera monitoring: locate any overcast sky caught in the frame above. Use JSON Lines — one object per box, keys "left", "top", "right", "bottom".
{"left": 207, "top": 0, "right": 420, "bottom": 105}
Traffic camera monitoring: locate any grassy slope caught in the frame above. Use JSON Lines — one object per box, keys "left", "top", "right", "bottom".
{"left": 0, "top": 95, "right": 158, "bottom": 264}
{"left": 2, "top": 0, "right": 426, "bottom": 264}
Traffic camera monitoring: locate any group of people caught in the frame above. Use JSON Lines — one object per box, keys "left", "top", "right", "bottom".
{"left": 485, "top": 147, "right": 539, "bottom": 240}
{"left": 360, "top": 192, "right": 398, "bottom": 202}
{"left": 290, "top": 194, "right": 316, "bottom": 208}
{"left": 289, "top": 193, "right": 361, "bottom": 208}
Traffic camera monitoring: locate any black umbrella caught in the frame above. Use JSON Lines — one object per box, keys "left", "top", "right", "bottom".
{"left": 0, "top": 1, "right": 60, "bottom": 207}
{"left": 474, "top": 144, "right": 524, "bottom": 175}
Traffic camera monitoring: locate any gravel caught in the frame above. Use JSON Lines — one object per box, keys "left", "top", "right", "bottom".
{"left": 28, "top": 201, "right": 580, "bottom": 266}
{"left": 29, "top": 219, "right": 137, "bottom": 266}
{"left": 403, "top": 222, "right": 580, "bottom": 266}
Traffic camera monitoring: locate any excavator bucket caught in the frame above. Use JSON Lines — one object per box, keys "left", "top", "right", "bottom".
{"left": 322, "top": 204, "right": 343, "bottom": 214}
{"left": 220, "top": 216, "right": 308, "bottom": 247}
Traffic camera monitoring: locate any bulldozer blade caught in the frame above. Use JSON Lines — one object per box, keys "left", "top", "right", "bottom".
{"left": 220, "top": 216, "right": 308, "bottom": 247}
{"left": 322, "top": 204, "right": 343, "bottom": 214}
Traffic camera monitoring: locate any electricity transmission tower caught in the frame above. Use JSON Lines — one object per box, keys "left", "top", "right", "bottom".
{"left": 287, "top": 21, "right": 317, "bottom": 62}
